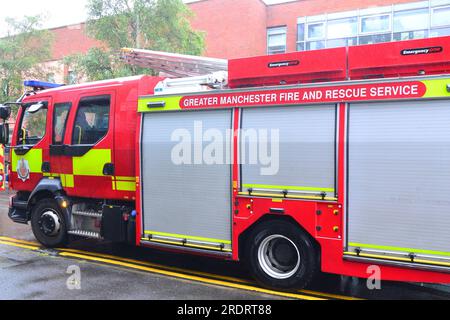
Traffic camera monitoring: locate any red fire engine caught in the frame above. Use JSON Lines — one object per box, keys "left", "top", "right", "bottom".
{"left": 2, "top": 36, "right": 450, "bottom": 289}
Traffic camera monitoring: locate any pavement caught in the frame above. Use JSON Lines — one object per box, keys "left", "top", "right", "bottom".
{"left": 0, "top": 189, "right": 449, "bottom": 300}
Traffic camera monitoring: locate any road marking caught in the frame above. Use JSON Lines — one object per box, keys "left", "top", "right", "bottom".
{"left": 0, "top": 240, "right": 40, "bottom": 251}
{"left": 0, "top": 237, "right": 39, "bottom": 245}
{"left": 59, "top": 247, "right": 360, "bottom": 300}
{"left": 58, "top": 251, "right": 324, "bottom": 300}
{"left": 0, "top": 236, "right": 361, "bottom": 300}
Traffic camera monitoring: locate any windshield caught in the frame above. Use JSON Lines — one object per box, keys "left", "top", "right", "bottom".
{"left": 17, "top": 102, "right": 48, "bottom": 146}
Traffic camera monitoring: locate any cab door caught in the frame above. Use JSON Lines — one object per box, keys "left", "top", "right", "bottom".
{"left": 48, "top": 101, "right": 72, "bottom": 186}
{"left": 61, "top": 91, "right": 116, "bottom": 199}
{"left": 11, "top": 97, "right": 51, "bottom": 192}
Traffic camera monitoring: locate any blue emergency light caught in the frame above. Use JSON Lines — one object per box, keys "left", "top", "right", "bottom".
{"left": 24, "top": 80, "right": 64, "bottom": 91}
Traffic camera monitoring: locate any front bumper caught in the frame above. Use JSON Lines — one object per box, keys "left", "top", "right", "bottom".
{"left": 8, "top": 195, "right": 29, "bottom": 225}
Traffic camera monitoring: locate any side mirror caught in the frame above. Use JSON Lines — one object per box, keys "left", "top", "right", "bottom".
{"left": 0, "top": 105, "right": 11, "bottom": 120}
{"left": 0, "top": 123, "right": 9, "bottom": 145}
{"left": 28, "top": 102, "right": 44, "bottom": 114}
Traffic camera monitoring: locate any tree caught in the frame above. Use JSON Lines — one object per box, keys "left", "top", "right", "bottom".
{"left": 67, "top": 0, "right": 205, "bottom": 81}
{"left": 0, "top": 16, "right": 54, "bottom": 105}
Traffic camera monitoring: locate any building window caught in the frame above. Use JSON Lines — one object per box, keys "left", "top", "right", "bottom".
{"left": 306, "top": 22, "right": 326, "bottom": 50}
{"left": 267, "top": 26, "right": 287, "bottom": 55}
{"left": 360, "top": 14, "right": 391, "bottom": 34}
{"left": 327, "top": 17, "right": 358, "bottom": 48}
{"left": 307, "top": 22, "right": 325, "bottom": 39}
{"left": 67, "top": 71, "right": 77, "bottom": 85}
{"left": 296, "top": 23, "right": 305, "bottom": 51}
{"left": 430, "top": 5, "right": 450, "bottom": 36}
{"left": 359, "top": 33, "right": 392, "bottom": 45}
{"left": 47, "top": 73, "right": 56, "bottom": 83}
{"left": 328, "top": 17, "right": 358, "bottom": 38}
{"left": 296, "top": 0, "right": 450, "bottom": 52}
{"left": 432, "top": 6, "right": 450, "bottom": 27}
{"left": 393, "top": 8, "right": 429, "bottom": 40}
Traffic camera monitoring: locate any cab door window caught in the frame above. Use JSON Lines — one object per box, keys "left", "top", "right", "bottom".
{"left": 18, "top": 102, "right": 48, "bottom": 146}
{"left": 53, "top": 102, "right": 71, "bottom": 145}
{"left": 72, "top": 95, "right": 110, "bottom": 145}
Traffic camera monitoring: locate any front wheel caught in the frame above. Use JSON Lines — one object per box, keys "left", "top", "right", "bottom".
{"left": 245, "top": 220, "right": 319, "bottom": 290}
{"left": 31, "top": 199, "right": 68, "bottom": 248}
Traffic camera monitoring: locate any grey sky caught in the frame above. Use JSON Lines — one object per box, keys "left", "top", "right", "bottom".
{"left": 0, "top": 0, "right": 89, "bottom": 35}
{"left": 0, "top": 0, "right": 295, "bottom": 36}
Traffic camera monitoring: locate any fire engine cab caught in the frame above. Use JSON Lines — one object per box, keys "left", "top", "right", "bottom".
{"left": 2, "top": 36, "right": 450, "bottom": 289}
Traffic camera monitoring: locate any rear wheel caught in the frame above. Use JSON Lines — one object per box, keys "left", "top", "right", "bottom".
{"left": 245, "top": 220, "right": 318, "bottom": 290}
{"left": 31, "top": 199, "right": 68, "bottom": 248}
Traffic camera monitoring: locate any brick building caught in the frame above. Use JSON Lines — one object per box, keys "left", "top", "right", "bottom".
{"left": 44, "top": 0, "right": 450, "bottom": 83}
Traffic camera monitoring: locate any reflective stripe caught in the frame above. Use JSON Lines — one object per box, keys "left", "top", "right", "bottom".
{"left": 42, "top": 173, "right": 74, "bottom": 188}
{"left": 243, "top": 184, "right": 335, "bottom": 193}
{"left": 61, "top": 174, "right": 74, "bottom": 188}
{"left": 116, "top": 176, "right": 136, "bottom": 181}
{"left": 72, "top": 149, "right": 111, "bottom": 176}
{"left": 116, "top": 181, "right": 136, "bottom": 191}
{"left": 239, "top": 191, "right": 337, "bottom": 201}
{"left": 349, "top": 242, "right": 450, "bottom": 258}
{"left": 145, "top": 231, "right": 232, "bottom": 245}
{"left": 11, "top": 149, "right": 43, "bottom": 173}
{"left": 146, "top": 238, "right": 233, "bottom": 253}
{"left": 345, "top": 251, "right": 450, "bottom": 268}
{"left": 422, "top": 78, "right": 450, "bottom": 98}
{"left": 138, "top": 96, "right": 182, "bottom": 113}
{"left": 11, "top": 147, "right": 133, "bottom": 192}
{"left": 111, "top": 176, "right": 136, "bottom": 191}
{"left": 43, "top": 173, "right": 60, "bottom": 177}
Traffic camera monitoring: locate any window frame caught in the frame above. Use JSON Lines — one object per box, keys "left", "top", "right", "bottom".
{"left": 431, "top": 5, "right": 450, "bottom": 27}
{"left": 71, "top": 94, "right": 111, "bottom": 146}
{"left": 295, "top": 2, "right": 450, "bottom": 52}
{"left": 327, "top": 17, "right": 358, "bottom": 39}
{"left": 17, "top": 101, "right": 49, "bottom": 147}
{"left": 359, "top": 13, "right": 392, "bottom": 35}
{"left": 267, "top": 26, "right": 287, "bottom": 55}
{"left": 52, "top": 102, "right": 72, "bottom": 145}
{"left": 306, "top": 21, "right": 326, "bottom": 41}
{"left": 393, "top": 8, "right": 430, "bottom": 32}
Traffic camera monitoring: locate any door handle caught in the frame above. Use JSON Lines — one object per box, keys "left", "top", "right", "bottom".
{"left": 41, "top": 162, "right": 51, "bottom": 173}
{"left": 103, "top": 163, "right": 115, "bottom": 176}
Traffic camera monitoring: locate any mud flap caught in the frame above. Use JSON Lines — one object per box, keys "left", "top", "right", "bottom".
{"left": 101, "top": 205, "right": 127, "bottom": 243}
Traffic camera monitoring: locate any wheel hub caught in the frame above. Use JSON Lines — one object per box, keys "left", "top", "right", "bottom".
{"left": 38, "top": 210, "right": 61, "bottom": 237}
{"left": 258, "top": 234, "right": 301, "bottom": 279}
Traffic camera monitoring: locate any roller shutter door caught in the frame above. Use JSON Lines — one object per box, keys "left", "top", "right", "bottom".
{"left": 141, "top": 109, "right": 232, "bottom": 249}
{"left": 348, "top": 100, "right": 450, "bottom": 262}
{"left": 240, "top": 105, "right": 337, "bottom": 199}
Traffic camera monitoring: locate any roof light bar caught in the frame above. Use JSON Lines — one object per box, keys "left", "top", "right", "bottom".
{"left": 23, "top": 80, "right": 64, "bottom": 91}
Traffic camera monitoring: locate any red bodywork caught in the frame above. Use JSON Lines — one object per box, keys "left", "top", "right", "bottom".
{"left": 9, "top": 76, "right": 162, "bottom": 200}
{"left": 228, "top": 47, "right": 347, "bottom": 88}
{"left": 226, "top": 37, "right": 450, "bottom": 283}
{"left": 9, "top": 36, "right": 450, "bottom": 284}
{"left": 349, "top": 36, "right": 450, "bottom": 79}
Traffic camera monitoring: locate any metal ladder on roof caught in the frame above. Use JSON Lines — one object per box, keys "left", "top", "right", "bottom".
{"left": 121, "top": 48, "right": 229, "bottom": 95}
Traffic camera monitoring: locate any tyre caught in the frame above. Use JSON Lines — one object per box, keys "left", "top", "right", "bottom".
{"left": 245, "top": 220, "right": 318, "bottom": 290}
{"left": 31, "top": 199, "right": 68, "bottom": 248}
